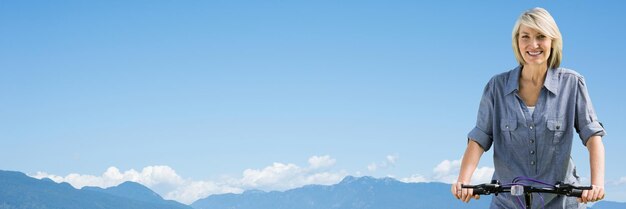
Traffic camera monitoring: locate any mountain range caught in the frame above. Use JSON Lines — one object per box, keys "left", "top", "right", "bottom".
{"left": 192, "top": 175, "right": 491, "bottom": 209}
{"left": 1, "top": 169, "right": 624, "bottom": 209}
{"left": 0, "top": 170, "right": 190, "bottom": 209}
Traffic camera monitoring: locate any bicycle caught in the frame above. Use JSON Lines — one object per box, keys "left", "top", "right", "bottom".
{"left": 461, "top": 177, "right": 592, "bottom": 209}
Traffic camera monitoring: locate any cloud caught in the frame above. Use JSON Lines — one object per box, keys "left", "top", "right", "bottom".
{"left": 28, "top": 157, "right": 498, "bottom": 204}
{"left": 386, "top": 155, "right": 398, "bottom": 165}
{"left": 165, "top": 180, "right": 243, "bottom": 205}
{"left": 431, "top": 159, "right": 494, "bottom": 184}
{"left": 238, "top": 155, "right": 345, "bottom": 191}
{"left": 239, "top": 162, "right": 302, "bottom": 189}
{"left": 617, "top": 176, "right": 626, "bottom": 185}
{"left": 30, "top": 155, "right": 346, "bottom": 205}
{"left": 400, "top": 159, "right": 494, "bottom": 184}
{"left": 367, "top": 163, "right": 378, "bottom": 172}
{"left": 308, "top": 155, "right": 336, "bottom": 169}
{"left": 401, "top": 174, "right": 429, "bottom": 183}
{"left": 470, "top": 166, "right": 496, "bottom": 184}
{"left": 32, "top": 166, "right": 184, "bottom": 191}
{"left": 367, "top": 154, "right": 399, "bottom": 172}
{"left": 432, "top": 159, "right": 461, "bottom": 182}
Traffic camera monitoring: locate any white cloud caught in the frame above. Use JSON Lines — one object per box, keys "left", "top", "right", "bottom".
{"left": 386, "top": 155, "right": 398, "bottom": 165}
{"left": 367, "top": 163, "right": 378, "bottom": 172}
{"left": 401, "top": 174, "right": 429, "bottom": 183}
{"left": 471, "top": 166, "right": 495, "bottom": 184}
{"left": 400, "top": 159, "right": 494, "bottom": 185}
{"left": 238, "top": 156, "right": 346, "bottom": 191}
{"left": 304, "top": 171, "right": 345, "bottom": 185}
{"left": 617, "top": 176, "right": 626, "bottom": 185}
{"left": 165, "top": 180, "right": 243, "bottom": 205}
{"left": 308, "top": 155, "right": 336, "bottom": 169}
{"left": 431, "top": 159, "right": 494, "bottom": 184}
{"left": 32, "top": 166, "right": 184, "bottom": 190}
{"left": 367, "top": 154, "right": 399, "bottom": 172}
{"left": 29, "top": 155, "right": 346, "bottom": 205}
{"left": 240, "top": 162, "right": 302, "bottom": 189}
{"left": 432, "top": 159, "right": 461, "bottom": 182}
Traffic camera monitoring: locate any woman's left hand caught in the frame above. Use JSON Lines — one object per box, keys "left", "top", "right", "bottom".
{"left": 578, "top": 185, "right": 605, "bottom": 203}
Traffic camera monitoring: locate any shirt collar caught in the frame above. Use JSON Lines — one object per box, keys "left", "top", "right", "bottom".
{"left": 504, "top": 66, "right": 521, "bottom": 95}
{"left": 544, "top": 67, "right": 559, "bottom": 95}
{"left": 504, "top": 66, "right": 559, "bottom": 95}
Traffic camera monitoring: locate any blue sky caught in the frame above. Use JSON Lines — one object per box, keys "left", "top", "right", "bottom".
{"left": 1, "top": 0, "right": 626, "bottom": 204}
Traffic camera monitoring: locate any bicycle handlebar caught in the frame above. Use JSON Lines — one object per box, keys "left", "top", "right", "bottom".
{"left": 462, "top": 181, "right": 592, "bottom": 198}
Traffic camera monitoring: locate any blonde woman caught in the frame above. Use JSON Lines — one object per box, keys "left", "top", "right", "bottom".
{"left": 451, "top": 7, "right": 606, "bottom": 209}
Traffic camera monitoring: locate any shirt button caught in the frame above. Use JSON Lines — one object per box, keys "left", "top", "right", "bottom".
{"left": 530, "top": 150, "right": 535, "bottom": 154}
{"left": 530, "top": 139, "right": 535, "bottom": 143}
{"left": 531, "top": 161, "right": 535, "bottom": 165}
{"left": 530, "top": 126, "right": 534, "bottom": 130}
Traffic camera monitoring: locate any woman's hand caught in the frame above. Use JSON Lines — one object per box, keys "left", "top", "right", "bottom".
{"left": 578, "top": 185, "right": 605, "bottom": 204}
{"left": 451, "top": 182, "right": 480, "bottom": 203}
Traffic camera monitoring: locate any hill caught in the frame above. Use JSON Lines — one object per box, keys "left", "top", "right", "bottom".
{"left": 0, "top": 170, "right": 190, "bottom": 209}
{"left": 192, "top": 175, "right": 491, "bottom": 209}
{"left": 192, "top": 176, "right": 626, "bottom": 209}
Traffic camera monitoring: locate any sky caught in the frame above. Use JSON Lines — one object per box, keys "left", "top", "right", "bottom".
{"left": 1, "top": 0, "right": 626, "bottom": 204}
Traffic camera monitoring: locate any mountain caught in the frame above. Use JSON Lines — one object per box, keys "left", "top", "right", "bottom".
{"left": 192, "top": 176, "right": 626, "bottom": 209}
{"left": 82, "top": 181, "right": 188, "bottom": 208}
{"left": 83, "top": 181, "right": 163, "bottom": 202}
{"left": 0, "top": 170, "right": 191, "bottom": 209}
{"left": 191, "top": 175, "right": 492, "bottom": 209}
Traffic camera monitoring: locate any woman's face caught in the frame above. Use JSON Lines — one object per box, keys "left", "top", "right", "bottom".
{"left": 518, "top": 25, "right": 552, "bottom": 67}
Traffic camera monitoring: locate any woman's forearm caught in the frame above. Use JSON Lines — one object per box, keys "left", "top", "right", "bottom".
{"left": 587, "top": 135, "right": 605, "bottom": 186}
{"left": 457, "top": 139, "right": 485, "bottom": 183}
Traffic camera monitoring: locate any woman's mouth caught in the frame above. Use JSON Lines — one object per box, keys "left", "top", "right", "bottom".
{"left": 527, "top": 51, "right": 543, "bottom": 56}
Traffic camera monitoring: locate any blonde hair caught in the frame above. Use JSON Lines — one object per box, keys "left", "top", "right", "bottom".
{"left": 512, "top": 7, "right": 563, "bottom": 69}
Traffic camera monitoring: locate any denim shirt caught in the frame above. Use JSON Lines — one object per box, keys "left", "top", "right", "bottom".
{"left": 468, "top": 66, "right": 606, "bottom": 209}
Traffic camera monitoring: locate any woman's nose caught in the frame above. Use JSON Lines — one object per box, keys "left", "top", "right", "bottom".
{"left": 531, "top": 38, "right": 541, "bottom": 48}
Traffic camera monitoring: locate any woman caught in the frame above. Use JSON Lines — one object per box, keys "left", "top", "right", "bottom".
{"left": 451, "top": 8, "right": 606, "bottom": 209}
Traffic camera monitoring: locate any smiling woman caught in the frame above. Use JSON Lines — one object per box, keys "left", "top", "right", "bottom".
{"left": 453, "top": 7, "right": 607, "bottom": 209}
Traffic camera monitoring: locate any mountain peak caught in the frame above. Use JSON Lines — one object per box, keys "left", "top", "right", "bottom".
{"left": 101, "top": 181, "right": 164, "bottom": 202}
{"left": 0, "top": 170, "right": 28, "bottom": 179}
{"left": 40, "top": 177, "right": 55, "bottom": 183}
{"left": 117, "top": 181, "right": 151, "bottom": 190}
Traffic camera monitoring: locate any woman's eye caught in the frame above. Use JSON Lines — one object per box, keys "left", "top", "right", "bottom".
{"left": 537, "top": 35, "right": 546, "bottom": 39}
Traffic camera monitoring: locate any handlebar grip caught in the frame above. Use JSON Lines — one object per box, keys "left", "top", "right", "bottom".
{"left": 460, "top": 184, "right": 490, "bottom": 195}
{"left": 472, "top": 187, "right": 487, "bottom": 195}
{"left": 570, "top": 189, "right": 583, "bottom": 197}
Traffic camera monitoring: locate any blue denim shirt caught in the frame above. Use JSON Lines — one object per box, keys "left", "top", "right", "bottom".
{"left": 468, "top": 66, "right": 606, "bottom": 209}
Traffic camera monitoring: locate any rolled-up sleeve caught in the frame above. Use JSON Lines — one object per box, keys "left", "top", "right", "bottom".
{"left": 468, "top": 78, "right": 495, "bottom": 151}
{"left": 575, "top": 77, "right": 606, "bottom": 145}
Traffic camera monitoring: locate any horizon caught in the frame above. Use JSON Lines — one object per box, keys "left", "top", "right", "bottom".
{"left": 1, "top": 0, "right": 625, "bottom": 205}
{"left": 27, "top": 155, "right": 497, "bottom": 204}
{"left": 4, "top": 169, "right": 623, "bottom": 207}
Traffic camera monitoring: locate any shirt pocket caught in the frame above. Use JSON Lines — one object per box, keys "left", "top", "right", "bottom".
{"left": 547, "top": 119, "right": 565, "bottom": 144}
{"left": 500, "top": 118, "right": 518, "bottom": 141}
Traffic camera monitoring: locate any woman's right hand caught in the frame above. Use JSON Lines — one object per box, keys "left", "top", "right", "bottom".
{"left": 451, "top": 182, "right": 480, "bottom": 203}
